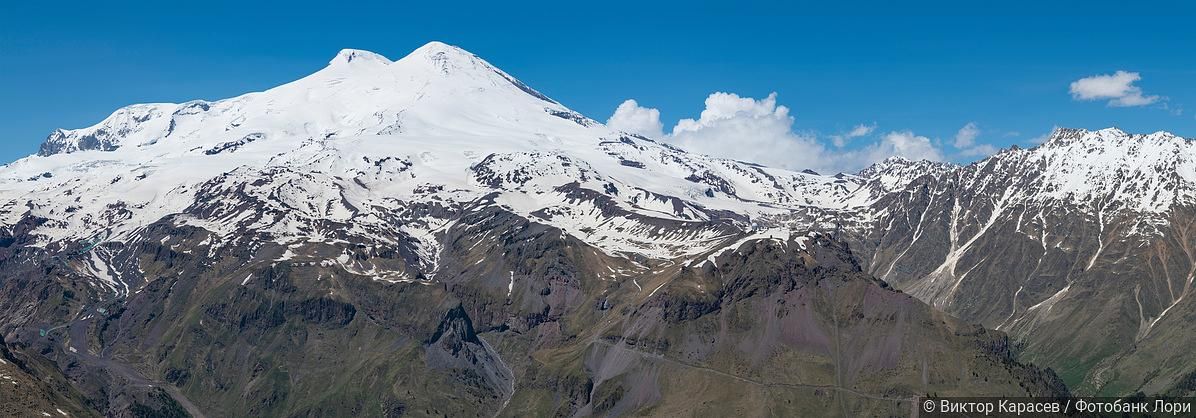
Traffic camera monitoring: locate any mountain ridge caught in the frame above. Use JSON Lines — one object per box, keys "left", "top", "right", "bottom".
{"left": 1, "top": 42, "right": 1193, "bottom": 415}
{"left": 855, "top": 126, "right": 1196, "bottom": 395}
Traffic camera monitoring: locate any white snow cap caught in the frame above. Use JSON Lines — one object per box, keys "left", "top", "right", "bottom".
{"left": 409, "top": 40, "right": 466, "bottom": 56}
{"left": 329, "top": 48, "right": 392, "bottom": 66}
{"left": 328, "top": 42, "right": 478, "bottom": 70}
{"left": 4, "top": 40, "right": 1194, "bottom": 268}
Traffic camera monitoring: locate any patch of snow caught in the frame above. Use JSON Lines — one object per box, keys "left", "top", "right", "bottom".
{"left": 507, "top": 271, "right": 514, "bottom": 298}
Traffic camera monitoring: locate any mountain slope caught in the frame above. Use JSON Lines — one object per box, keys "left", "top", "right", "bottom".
{"left": 0, "top": 335, "right": 101, "bottom": 418}
{"left": 0, "top": 42, "right": 1080, "bottom": 416}
{"left": 1, "top": 205, "right": 1068, "bottom": 416}
{"left": 856, "top": 127, "right": 1196, "bottom": 394}
{"left": 0, "top": 42, "right": 869, "bottom": 269}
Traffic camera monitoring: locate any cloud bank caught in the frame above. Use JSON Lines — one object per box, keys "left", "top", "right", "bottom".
{"left": 607, "top": 93, "right": 950, "bottom": 174}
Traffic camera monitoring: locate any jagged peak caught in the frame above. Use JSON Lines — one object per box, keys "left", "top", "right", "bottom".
{"left": 1096, "top": 126, "right": 1127, "bottom": 136}
{"left": 37, "top": 103, "right": 178, "bottom": 156}
{"left": 857, "top": 155, "right": 954, "bottom": 178}
{"left": 1042, "top": 126, "right": 1190, "bottom": 147}
{"left": 1042, "top": 127, "right": 1089, "bottom": 144}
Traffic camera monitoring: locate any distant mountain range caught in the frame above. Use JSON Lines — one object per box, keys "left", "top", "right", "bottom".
{"left": 1, "top": 41, "right": 1190, "bottom": 416}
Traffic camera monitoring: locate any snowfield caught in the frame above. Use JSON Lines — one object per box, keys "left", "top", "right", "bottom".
{"left": 2, "top": 41, "right": 1194, "bottom": 294}
{"left": 0, "top": 43, "right": 872, "bottom": 266}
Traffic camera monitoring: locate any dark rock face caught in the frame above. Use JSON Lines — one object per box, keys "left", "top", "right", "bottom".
{"left": 203, "top": 133, "right": 265, "bottom": 155}
{"left": 0, "top": 334, "right": 99, "bottom": 417}
{"left": 0, "top": 201, "right": 1067, "bottom": 417}
{"left": 38, "top": 129, "right": 122, "bottom": 156}
{"left": 36, "top": 104, "right": 170, "bottom": 156}
{"left": 425, "top": 305, "right": 514, "bottom": 405}
{"left": 427, "top": 305, "right": 481, "bottom": 350}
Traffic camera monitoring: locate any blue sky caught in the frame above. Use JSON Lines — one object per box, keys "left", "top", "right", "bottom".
{"left": 2, "top": 0, "right": 1194, "bottom": 170}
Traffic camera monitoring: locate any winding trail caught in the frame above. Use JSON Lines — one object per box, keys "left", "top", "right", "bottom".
{"left": 36, "top": 295, "right": 207, "bottom": 417}
{"left": 63, "top": 307, "right": 207, "bottom": 418}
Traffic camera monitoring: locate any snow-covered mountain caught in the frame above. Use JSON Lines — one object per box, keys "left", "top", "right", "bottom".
{"left": 859, "top": 126, "right": 1196, "bottom": 395}
{"left": 2, "top": 41, "right": 1195, "bottom": 415}
{"left": 11, "top": 42, "right": 841, "bottom": 250}
{"left": 5, "top": 41, "right": 1195, "bottom": 344}
{"left": 1, "top": 42, "right": 890, "bottom": 270}
{"left": 868, "top": 127, "right": 1196, "bottom": 302}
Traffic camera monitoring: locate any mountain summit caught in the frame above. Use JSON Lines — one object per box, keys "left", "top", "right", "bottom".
{"left": 34, "top": 42, "right": 564, "bottom": 158}
{"left": 4, "top": 42, "right": 887, "bottom": 266}
{"left": 328, "top": 48, "right": 391, "bottom": 66}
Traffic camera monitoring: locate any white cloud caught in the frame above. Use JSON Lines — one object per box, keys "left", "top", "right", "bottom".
{"left": 665, "top": 92, "right": 834, "bottom": 171}
{"left": 950, "top": 122, "right": 997, "bottom": 157}
{"left": 606, "top": 99, "right": 664, "bottom": 138}
{"left": 831, "top": 123, "right": 876, "bottom": 147}
{"left": 856, "top": 131, "right": 945, "bottom": 163}
{"left": 848, "top": 124, "right": 876, "bottom": 137}
{"left": 607, "top": 92, "right": 950, "bottom": 173}
{"left": 672, "top": 92, "right": 789, "bottom": 135}
{"left": 1161, "top": 102, "right": 1184, "bottom": 116}
{"left": 953, "top": 122, "right": 979, "bottom": 148}
{"left": 1069, "top": 71, "right": 1159, "bottom": 107}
